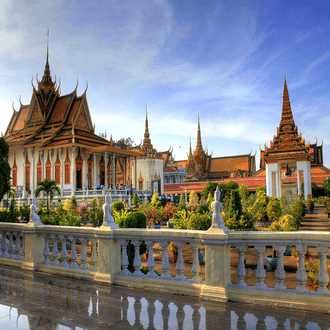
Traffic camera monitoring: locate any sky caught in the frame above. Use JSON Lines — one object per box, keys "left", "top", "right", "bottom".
{"left": 1, "top": 0, "right": 330, "bottom": 170}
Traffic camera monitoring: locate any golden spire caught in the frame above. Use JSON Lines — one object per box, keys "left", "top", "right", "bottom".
{"left": 280, "top": 73, "right": 294, "bottom": 126}
{"left": 39, "top": 29, "right": 55, "bottom": 91}
{"left": 196, "top": 113, "right": 203, "bottom": 153}
{"left": 143, "top": 105, "right": 151, "bottom": 144}
{"left": 189, "top": 135, "right": 192, "bottom": 158}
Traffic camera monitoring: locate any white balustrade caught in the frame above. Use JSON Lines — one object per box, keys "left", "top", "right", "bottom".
{"left": 190, "top": 242, "right": 201, "bottom": 283}
{"left": 317, "top": 246, "right": 330, "bottom": 296}
{"left": 295, "top": 244, "right": 308, "bottom": 294}
{"left": 119, "top": 239, "right": 130, "bottom": 276}
{"left": 144, "top": 240, "right": 158, "bottom": 279}
{"left": 131, "top": 240, "right": 144, "bottom": 277}
{"left": 69, "top": 236, "right": 79, "bottom": 269}
{"left": 236, "top": 245, "right": 247, "bottom": 289}
{"left": 174, "top": 242, "right": 187, "bottom": 281}
{"left": 274, "top": 245, "right": 286, "bottom": 292}
{"left": 159, "top": 241, "right": 172, "bottom": 280}
{"left": 254, "top": 245, "right": 267, "bottom": 291}
{"left": 42, "top": 234, "right": 51, "bottom": 265}
{"left": 50, "top": 235, "right": 60, "bottom": 266}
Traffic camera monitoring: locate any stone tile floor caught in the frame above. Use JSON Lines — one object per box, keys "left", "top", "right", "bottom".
{"left": 0, "top": 266, "right": 329, "bottom": 329}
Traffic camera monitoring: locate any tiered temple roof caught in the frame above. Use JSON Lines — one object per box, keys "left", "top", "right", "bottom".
{"left": 5, "top": 49, "right": 138, "bottom": 157}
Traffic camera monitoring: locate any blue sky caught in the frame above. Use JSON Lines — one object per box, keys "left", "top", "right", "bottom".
{"left": 1, "top": 0, "right": 330, "bottom": 169}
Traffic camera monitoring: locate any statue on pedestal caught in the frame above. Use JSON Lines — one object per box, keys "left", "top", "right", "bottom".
{"left": 210, "top": 187, "right": 228, "bottom": 231}
{"left": 101, "top": 193, "right": 119, "bottom": 229}
{"left": 28, "top": 197, "right": 43, "bottom": 226}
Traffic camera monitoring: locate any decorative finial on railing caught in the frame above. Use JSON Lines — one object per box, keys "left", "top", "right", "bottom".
{"left": 210, "top": 186, "right": 229, "bottom": 233}
{"left": 101, "top": 193, "right": 119, "bottom": 229}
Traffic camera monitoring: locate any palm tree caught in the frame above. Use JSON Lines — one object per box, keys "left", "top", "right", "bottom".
{"left": 35, "top": 179, "right": 61, "bottom": 214}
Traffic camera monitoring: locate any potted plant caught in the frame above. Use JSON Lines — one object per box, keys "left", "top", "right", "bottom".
{"left": 307, "top": 199, "right": 314, "bottom": 214}
{"left": 198, "top": 248, "right": 204, "bottom": 264}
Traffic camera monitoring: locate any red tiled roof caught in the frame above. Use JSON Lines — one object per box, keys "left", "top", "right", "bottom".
{"left": 163, "top": 167, "right": 177, "bottom": 173}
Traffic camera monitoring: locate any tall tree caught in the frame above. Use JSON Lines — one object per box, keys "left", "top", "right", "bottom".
{"left": 0, "top": 137, "right": 11, "bottom": 202}
{"left": 35, "top": 179, "right": 61, "bottom": 214}
{"left": 115, "top": 137, "right": 135, "bottom": 148}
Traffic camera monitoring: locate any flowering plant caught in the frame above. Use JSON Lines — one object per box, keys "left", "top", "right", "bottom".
{"left": 163, "top": 202, "right": 177, "bottom": 221}
{"left": 143, "top": 206, "right": 164, "bottom": 227}
{"left": 78, "top": 204, "right": 89, "bottom": 223}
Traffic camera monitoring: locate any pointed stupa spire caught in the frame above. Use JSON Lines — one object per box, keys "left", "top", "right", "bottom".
{"left": 144, "top": 105, "right": 151, "bottom": 144}
{"left": 280, "top": 73, "right": 294, "bottom": 126}
{"left": 196, "top": 113, "right": 204, "bottom": 154}
{"left": 189, "top": 135, "right": 192, "bottom": 157}
{"left": 39, "top": 29, "right": 55, "bottom": 92}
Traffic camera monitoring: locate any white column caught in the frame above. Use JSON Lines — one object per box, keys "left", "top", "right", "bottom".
{"left": 31, "top": 147, "right": 35, "bottom": 195}
{"left": 134, "top": 157, "right": 137, "bottom": 189}
{"left": 60, "top": 148, "right": 64, "bottom": 193}
{"left": 40, "top": 151, "right": 44, "bottom": 181}
{"left": 50, "top": 149, "right": 55, "bottom": 181}
{"left": 71, "top": 147, "right": 76, "bottom": 196}
{"left": 22, "top": 149, "right": 26, "bottom": 198}
{"left": 104, "top": 151, "right": 108, "bottom": 191}
{"left": 82, "top": 153, "right": 87, "bottom": 190}
{"left": 129, "top": 156, "right": 132, "bottom": 188}
{"left": 123, "top": 157, "right": 127, "bottom": 187}
{"left": 112, "top": 153, "right": 116, "bottom": 189}
{"left": 265, "top": 162, "right": 279, "bottom": 198}
{"left": 297, "top": 160, "right": 312, "bottom": 200}
{"left": 93, "top": 153, "right": 97, "bottom": 190}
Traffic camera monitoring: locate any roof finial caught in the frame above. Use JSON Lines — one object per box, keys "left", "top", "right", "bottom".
{"left": 284, "top": 67, "right": 286, "bottom": 81}
{"left": 47, "top": 29, "right": 49, "bottom": 65}
{"left": 196, "top": 113, "right": 203, "bottom": 153}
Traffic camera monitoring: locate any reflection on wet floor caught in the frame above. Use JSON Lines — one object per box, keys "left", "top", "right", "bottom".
{"left": 0, "top": 266, "right": 329, "bottom": 329}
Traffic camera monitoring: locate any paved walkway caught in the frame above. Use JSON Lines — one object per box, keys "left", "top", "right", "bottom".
{"left": 298, "top": 206, "right": 330, "bottom": 231}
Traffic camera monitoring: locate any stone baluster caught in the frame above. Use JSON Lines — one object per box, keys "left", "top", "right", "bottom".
{"left": 59, "top": 235, "right": 69, "bottom": 267}
{"left": 131, "top": 240, "right": 144, "bottom": 277}
{"left": 119, "top": 240, "right": 130, "bottom": 276}
{"left": 1, "top": 231, "right": 7, "bottom": 258}
{"left": 254, "top": 246, "right": 267, "bottom": 290}
{"left": 80, "top": 238, "right": 89, "bottom": 270}
{"left": 160, "top": 302, "right": 171, "bottom": 329}
{"left": 90, "top": 238, "right": 98, "bottom": 272}
{"left": 58, "top": 281, "right": 68, "bottom": 310}
{"left": 317, "top": 246, "right": 330, "bottom": 296}
{"left": 159, "top": 241, "right": 172, "bottom": 280}
{"left": 255, "top": 316, "right": 267, "bottom": 329}
{"left": 146, "top": 299, "right": 156, "bottom": 330}
{"left": 42, "top": 234, "right": 51, "bottom": 265}
{"left": 295, "top": 245, "right": 308, "bottom": 294}
{"left": 50, "top": 235, "right": 60, "bottom": 266}
{"left": 69, "top": 236, "right": 79, "bottom": 269}
{"left": 134, "top": 297, "right": 143, "bottom": 328}
{"left": 144, "top": 240, "right": 158, "bottom": 279}
{"left": 235, "top": 310, "right": 247, "bottom": 329}
{"left": 14, "top": 232, "right": 22, "bottom": 260}
{"left": 176, "top": 304, "right": 185, "bottom": 330}
{"left": 174, "top": 242, "right": 187, "bottom": 281}
{"left": 192, "top": 306, "right": 201, "bottom": 330}
{"left": 8, "top": 232, "right": 15, "bottom": 259}
{"left": 190, "top": 242, "right": 201, "bottom": 283}
{"left": 121, "top": 294, "right": 130, "bottom": 323}
{"left": 274, "top": 245, "right": 286, "bottom": 292}
{"left": 236, "top": 245, "right": 247, "bottom": 288}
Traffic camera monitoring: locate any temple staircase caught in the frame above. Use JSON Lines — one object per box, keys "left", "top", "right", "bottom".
{"left": 298, "top": 206, "right": 330, "bottom": 232}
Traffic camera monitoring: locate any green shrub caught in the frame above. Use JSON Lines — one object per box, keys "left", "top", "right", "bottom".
{"left": 123, "top": 211, "right": 147, "bottom": 228}
{"left": 132, "top": 193, "right": 140, "bottom": 208}
{"left": 112, "top": 201, "right": 125, "bottom": 213}
{"left": 19, "top": 204, "right": 30, "bottom": 222}
{"left": 0, "top": 209, "right": 19, "bottom": 223}
{"left": 289, "top": 199, "right": 305, "bottom": 226}
{"left": 196, "top": 204, "right": 209, "bottom": 215}
{"left": 177, "top": 203, "right": 187, "bottom": 211}
{"left": 224, "top": 212, "right": 256, "bottom": 231}
{"left": 187, "top": 213, "right": 212, "bottom": 230}
{"left": 280, "top": 195, "right": 289, "bottom": 215}
{"left": 179, "top": 193, "right": 185, "bottom": 205}
{"left": 113, "top": 209, "right": 128, "bottom": 227}
{"left": 307, "top": 199, "right": 314, "bottom": 212}
{"left": 228, "top": 189, "right": 242, "bottom": 218}
{"left": 251, "top": 192, "right": 269, "bottom": 221}
{"left": 266, "top": 197, "right": 282, "bottom": 222}
{"left": 268, "top": 214, "right": 297, "bottom": 231}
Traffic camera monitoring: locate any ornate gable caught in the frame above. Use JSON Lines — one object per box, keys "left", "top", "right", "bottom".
{"left": 30, "top": 101, "right": 43, "bottom": 122}
{"left": 74, "top": 104, "right": 90, "bottom": 130}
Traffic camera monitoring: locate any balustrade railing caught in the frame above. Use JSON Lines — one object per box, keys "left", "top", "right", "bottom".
{"left": 0, "top": 221, "right": 329, "bottom": 313}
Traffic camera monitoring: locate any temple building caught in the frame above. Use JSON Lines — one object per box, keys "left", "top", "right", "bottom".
{"left": 251, "top": 75, "right": 330, "bottom": 199}
{"left": 163, "top": 116, "right": 256, "bottom": 194}
{"left": 131, "top": 109, "right": 164, "bottom": 194}
{"left": 5, "top": 48, "right": 139, "bottom": 197}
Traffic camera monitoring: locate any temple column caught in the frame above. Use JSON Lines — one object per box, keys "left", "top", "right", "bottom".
{"left": 82, "top": 153, "right": 87, "bottom": 191}
{"left": 123, "top": 157, "right": 127, "bottom": 187}
{"left": 93, "top": 153, "right": 97, "bottom": 190}
{"left": 104, "top": 152, "right": 108, "bottom": 192}
{"left": 112, "top": 153, "right": 116, "bottom": 190}
{"left": 71, "top": 147, "right": 76, "bottom": 196}
{"left": 266, "top": 162, "right": 279, "bottom": 198}
{"left": 22, "top": 149, "right": 27, "bottom": 198}
{"left": 31, "top": 147, "right": 35, "bottom": 195}
{"left": 129, "top": 156, "right": 132, "bottom": 188}
{"left": 297, "top": 161, "right": 312, "bottom": 200}
{"left": 134, "top": 157, "right": 137, "bottom": 190}
{"left": 60, "top": 148, "right": 64, "bottom": 194}
{"left": 50, "top": 149, "right": 55, "bottom": 181}
{"left": 40, "top": 151, "right": 44, "bottom": 181}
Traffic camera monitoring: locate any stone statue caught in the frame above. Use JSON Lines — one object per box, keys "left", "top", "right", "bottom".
{"left": 210, "top": 187, "right": 227, "bottom": 230}
{"left": 28, "top": 197, "right": 43, "bottom": 226}
{"left": 101, "top": 193, "right": 119, "bottom": 229}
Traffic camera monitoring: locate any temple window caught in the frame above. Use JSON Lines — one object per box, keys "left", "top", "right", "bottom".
{"left": 37, "top": 154, "right": 42, "bottom": 183}
{"left": 46, "top": 153, "right": 51, "bottom": 180}
{"left": 12, "top": 168, "right": 17, "bottom": 187}
{"left": 64, "top": 149, "right": 71, "bottom": 184}
{"left": 55, "top": 150, "right": 61, "bottom": 184}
